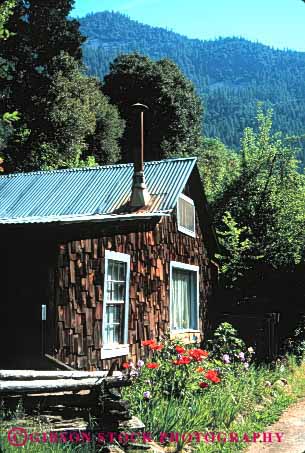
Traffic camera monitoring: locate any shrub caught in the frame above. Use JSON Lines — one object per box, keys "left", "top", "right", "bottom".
{"left": 207, "top": 322, "right": 255, "bottom": 366}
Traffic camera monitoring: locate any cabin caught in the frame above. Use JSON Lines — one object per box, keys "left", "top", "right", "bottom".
{"left": 0, "top": 155, "right": 218, "bottom": 370}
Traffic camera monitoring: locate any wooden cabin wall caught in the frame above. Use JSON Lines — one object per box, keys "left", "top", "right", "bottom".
{"left": 53, "top": 212, "right": 215, "bottom": 370}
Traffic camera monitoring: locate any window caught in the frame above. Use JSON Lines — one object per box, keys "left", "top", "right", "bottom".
{"left": 101, "top": 251, "right": 130, "bottom": 358}
{"left": 170, "top": 261, "right": 199, "bottom": 332}
{"left": 177, "top": 193, "right": 196, "bottom": 237}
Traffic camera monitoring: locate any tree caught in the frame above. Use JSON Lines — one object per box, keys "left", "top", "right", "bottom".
{"left": 7, "top": 53, "right": 124, "bottom": 170}
{"left": 195, "top": 137, "right": 240, "bottom": 204}
{"left": 103, "top": 53, "right": 203, "bottom": 162}
{"left": 214, "top": 106, "right": 305, "bottom": 287}
{"left": 0, "top": 0, "right": 15, "bottom": 39}
{"left": 2, "top": 0, "right": 84, "bottom": 120}
{"left": 0, "top": 0, "right": 18, "bottom": 171}
{"left": 1, "top": 1, "right": 124, "bottom": 171}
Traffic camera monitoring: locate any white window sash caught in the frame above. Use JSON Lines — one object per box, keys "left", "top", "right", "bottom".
{"left": 102, "top": 251, "right": 130, "bottom": 356}
{"left": 105, "top": 301, "right": 125, "bottom": 305}
{"left": 170, "top": 261, "right": 199, "bottom": 333}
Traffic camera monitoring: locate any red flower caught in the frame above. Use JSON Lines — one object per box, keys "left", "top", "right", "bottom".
{"left": 205, "top": 370, "right": 221, "bottom": 383}
{"left": 196, "top": 367, "right": 205, "bottom": 372}
{"left": 150, "top": 343, "right": 164, "bottom": 351}
{"left": 198, "top": 382, "right": 209, "bottom": 389}
{"left": 175, "top": 345, "right": 186, "bottom": 354}
{"left": 146, "top": 362, "right": 159, "bottom": 369}
{"left": 188, "top": 349, "right": 209, "bottom": 361}
{"left": 172, "top": 357, "right": 191, "bottom": 365}
{"left": 122, "top": 362, "right": 130, "bottom": 369}
{"left": 142, "top": 339, "right": 156, "bottom": 346}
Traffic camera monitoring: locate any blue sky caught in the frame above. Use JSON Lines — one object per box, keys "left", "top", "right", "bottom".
{"left": 72, "top": 0, "right": 305, "bottom": 52}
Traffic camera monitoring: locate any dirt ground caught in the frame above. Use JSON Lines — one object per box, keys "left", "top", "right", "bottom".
{"left": 246, "top": 398, "right": 305, "bottom": 453}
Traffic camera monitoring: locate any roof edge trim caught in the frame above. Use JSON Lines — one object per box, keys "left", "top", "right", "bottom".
{"left": 0, "top": 211, "right": 172, "bottom": 225}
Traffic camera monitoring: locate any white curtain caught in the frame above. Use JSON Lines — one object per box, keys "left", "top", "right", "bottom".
{"left": 171, "top": 268, "right": 194, "bottom": 330}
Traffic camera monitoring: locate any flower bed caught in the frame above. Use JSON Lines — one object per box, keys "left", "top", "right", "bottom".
{"left": 123, "top": 323, "right": 255, "bottom": 403}
{"left": 121, "top": 324, "right": 305, "bottom": 452}
{"left": 1, "top": 324, "right": 305, "bottom": 453}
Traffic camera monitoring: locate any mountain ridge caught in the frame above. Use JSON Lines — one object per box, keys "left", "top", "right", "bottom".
{"left": 79, "top": 11, "right": 304, "bottom": 53}
{"left": 79, "top": 11, "right": 305, "bottom": 160}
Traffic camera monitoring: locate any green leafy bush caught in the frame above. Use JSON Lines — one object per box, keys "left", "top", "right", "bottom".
{"left": 207, "top": 322, "right": 255, "bottom": 366}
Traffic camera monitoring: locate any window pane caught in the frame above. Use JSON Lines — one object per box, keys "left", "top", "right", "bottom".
{"left": 171, "top": 268, "right": 197, "bottom": 330}
{"left": 117, "top": 282, "right": 125, "bottom": 302}
{"left": 107, "top": 261, "right": 114, "bottom": 280}
{"left": 104, "top": 324, "right": 120, "bottom": 344}
{"left": 113, "top": 261, "right": 119, "bottom": 281}
{"left": 113, "top": 282, "right": 125, "bottom": 302}
{"left": 108, "top": 260, "right": 126, "bottom": 282}
{"left": 107, "top": 281, "right": 125, "bottom": 302}
{"left": 106, "top": 304, "right": 122, "bottom": 324}
{"left": 105, "top": 304, "right": 125, "bottom": 344}
{"left": 118, "top": 262, "right": 125, "bottom": 281}
{"left": 107, "top": 281, "right": 114, "bottom": 301}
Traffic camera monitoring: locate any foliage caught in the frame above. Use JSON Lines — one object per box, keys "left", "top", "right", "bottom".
{"left": 213, "top": 106, "right": 305, "bottom": 286}
{"left": 103, "top": 53, "right": 203, "bottom": 162}
{"left": 0, "top": 0, "right": 16, "bottom": 39}
{"left": 215, "top": 212, "right": 259, "bottom": 286}
{"left": 10, "top": 0, "right": 84, "bottom": 64}
{"left": 0, "top": 0, "right": 18, "bottom": 167}
{"left": 195, "top": 138, "right": 241, "bottom": 204}
{"left": 0, "top": 111, "right": 20, "bottom": 169}
{"left": 80, "top": 11, "right": 305, "bottom": 166}
{"left": 1, "top": 1, "right": 124, "bottom": 171}
{"left": 207, "top": 322, "right": 255, "bottom": 366}
{"left": 282, "top": 315, "right": 305, "bottom": 362}
{"left": 24, "top": 53, "right": 124, "bottom": 170}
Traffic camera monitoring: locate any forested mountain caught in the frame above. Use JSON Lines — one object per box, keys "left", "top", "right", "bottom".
{"left": 80, "top": 11, "right": 305, "bottom": 162}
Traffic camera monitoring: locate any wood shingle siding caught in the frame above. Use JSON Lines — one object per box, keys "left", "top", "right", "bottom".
{"left": 54, "top": 211, "right": 214, "bottom": 370}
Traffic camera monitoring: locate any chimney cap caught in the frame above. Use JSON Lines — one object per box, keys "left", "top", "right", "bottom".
{"left": 132, "top": 103, "right": 149, "bottom": 111}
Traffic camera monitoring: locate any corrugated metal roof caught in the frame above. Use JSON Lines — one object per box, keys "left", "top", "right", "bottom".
{"left": 0, "top": 157, "right": 196, "bottom": 224}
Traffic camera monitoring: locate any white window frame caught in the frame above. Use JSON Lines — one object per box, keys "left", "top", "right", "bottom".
{"left": 177, "top": 193, "right": 196, "bottom": 238}
{"left": 101, "top": 250, "right": 130, "bottom": 359}
{"left": 170, "top": 261, "right": 200, "bottom": 333}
